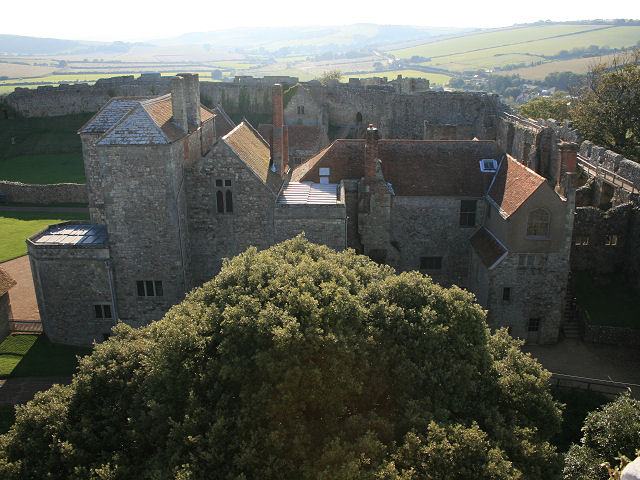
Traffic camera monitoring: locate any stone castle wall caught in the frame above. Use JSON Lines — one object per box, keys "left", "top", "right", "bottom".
{"left": 0, "top": 181, "right": 88, "bottom": 204}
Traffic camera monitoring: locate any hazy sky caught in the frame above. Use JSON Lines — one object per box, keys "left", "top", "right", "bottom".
{"left": 5, "top": 0, "right": 640, "bottom": 41}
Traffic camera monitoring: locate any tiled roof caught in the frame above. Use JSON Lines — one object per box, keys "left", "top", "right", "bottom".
{"left": 0, "top": 267, "right": 16, "bottom": 296}
{"left": 277, "top": 182, "right": 339, "bottom": 204}
{"left": 213, "top": 104, "right": 235, "bottom": 137}
{"left": 258, "top": 124, "right": 328, "bottom": 153}
{"left": 470, "top": 227, "right": 507, "bottom": 269}
{"left": 98, "top": 104, "right": 171, "bottom": 145}
{"left": 223, "top": 122, "right": 284, "bottom": 195}
{"left": 31, "top": 224, "right": 108, "bottom": 246}
{"left": 79, "top": 97, "right": 151, "bottom": 134}
{"left": 488, "top": 155, "right": 546, "bottom": 217}
{"left": 293, "top": 139, "right": 501, "bottom": 197}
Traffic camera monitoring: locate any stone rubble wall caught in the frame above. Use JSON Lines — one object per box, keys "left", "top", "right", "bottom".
{"left": 0, "top": 181, "right": 88, "bottom": 204}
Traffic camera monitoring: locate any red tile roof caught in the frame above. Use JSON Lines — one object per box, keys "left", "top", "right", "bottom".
{"left": 258, "top": 124, "right": 328, "bottom": 153}
{"left": 292, "top": 139, "right": 501, "bottom": 197}
{"left": 470, "top": 227, "right": 507, "bottom": 269}
{"left": 223, "top": 122, "right": 284, "bottom": 195}
{"left": 488, "top": 155, "right": 546, "bottom": 217}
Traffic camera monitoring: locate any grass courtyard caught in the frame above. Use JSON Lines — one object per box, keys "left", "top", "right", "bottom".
{"left": 0, "top": 210, "right": 90, "bottom": 263}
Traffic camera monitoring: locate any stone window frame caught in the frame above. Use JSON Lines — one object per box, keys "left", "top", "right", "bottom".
{"left": 502, "top": 287, "right": 511, "bottom": 302}
{"left": 517, "top": 254, "right": 537, "bottom": 268}
{"left": 459, "top": 199, "right": 477, "bottom": 227}
{"left": 528, "top": 318, "right": 541, "bottom": 332}
{"left": 525, "top": 208, "right": 550, "bottom": 239}
{"left": 574, "top": 235, "right": 590, "bottom": 246}
{"left": 94, "top": 303, "right": 113, "bottom": 319}
{"left": 604, "top": 234, "right": 619, "bottom": 246}
{"left": 215, "top": 178, "right": 234, "bottom": 214}
{"left": 420, "top": 256, "right": 443, "bottom": 270}
{"left": 297, "top": 105, "right": 305, "bottom": 115}
{"left": 136, "top": 280, "right": 163, "bottom": 297}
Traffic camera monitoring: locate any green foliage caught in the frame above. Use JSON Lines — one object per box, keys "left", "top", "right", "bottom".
{"left": 519, "top": 92, "right": 572, "bottom": 121}
{"left": 316, "top": 70, "right": 343, "bottom": 84}
{"left": 282, "top": 84, "right": 298, "bottom": 109}
{"left": 572, "top": 51, "right": 640, "bottom": 162}
{"left": 563, "top": 393, "right": 640, "bottom": 480}
{"left": 238, "top": 86, "right": 251, "bottom": 113}
{"left": 0, "top": 237, "right": 563, "bottom": 479}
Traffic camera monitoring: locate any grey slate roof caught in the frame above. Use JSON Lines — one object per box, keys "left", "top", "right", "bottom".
{"left": 33, "top": 225, "right": 108, "bottom": 246}
{"left": 98, "top": 104, "right": 171, "bottom": 145}
{"left": 79, "top": 97, "right": 151, "bottom": 134}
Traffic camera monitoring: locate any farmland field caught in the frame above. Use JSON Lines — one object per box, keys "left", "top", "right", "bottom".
{"left": 507, "top": 54, "right": 619, "bottom": 80}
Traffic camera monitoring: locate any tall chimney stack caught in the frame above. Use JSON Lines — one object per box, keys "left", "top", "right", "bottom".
{"left": 365, "top": 125, "right": 379, "bottom": 181}
{"left": 557, "top": 141, "right": 579, "bottom": 197}
{"left": 272, "top": 84, "right": 285, "bottom": 175}
{"left": 178, "top": 73, "right": 201, "bottom": 128}
{"left": 171, "top": 76, "right": 188, "bottom": 133}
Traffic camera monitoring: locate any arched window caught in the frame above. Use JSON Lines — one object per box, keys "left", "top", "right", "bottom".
{"left": 356, "top": 112, "right": 363, "bottom": 125}
{"left": 526, "top": 209, "right": 550, "bottom": 238}
{"left": 216, "top": 190, "right": 224, "bottom": 213}
{"left": 225, "top": 189, "right": 233, "bottom": 213}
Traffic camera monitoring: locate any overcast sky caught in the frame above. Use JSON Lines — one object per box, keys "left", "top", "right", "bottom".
{"left": 4, "top": 0, "right": 640, "bottom": 41}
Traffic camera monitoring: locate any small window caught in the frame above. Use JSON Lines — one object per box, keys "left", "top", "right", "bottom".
{"left": 319, "top": 168, "right": 330, "bottom": 176}
{"left": 605, "top": 235, "right": 618, "bottom": 246}
{"left": 137, "top": 280, "right": 163, "bottom": 297}
{"left": 420, "top": 256, "right": 442, "bottom": 270}
{"left": 526, "top": 209, "right": 550, "bottom": 238}
{"left": 215, "top": 179, "right": 233, "bottom": 215}
{"left": 479, "top": 158, "right": 498, "bottom": 172}
{"left": 528, "top": 318, "right": 540, "bottom": 332}
{"left": 459, "top": 200, "right": 477, "bottom": 227}
{"left": 574, "top": 235, "right": 590, "bottom": 246}
{"left": 94, "top": 304, "right": 112, "bottom": 319}
{"left": 319, "top": 177, "right": 329, "bottom": 184}
{"left": 502, "top": 287, "right": 511, "bottom": 302}
{"left": 297, "top": 105, "right": 304, "bottom": 115}
{"left": 518, "top": 254, "right": 537, "bottom": 267}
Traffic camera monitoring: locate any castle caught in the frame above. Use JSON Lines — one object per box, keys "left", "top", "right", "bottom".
{"left": 26, "top": 74, "right": 577, "bottom": 346}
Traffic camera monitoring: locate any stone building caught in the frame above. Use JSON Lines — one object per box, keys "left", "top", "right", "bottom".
{"left": 28, "top": 75, "right": 576, "bottom": 346}
{"left": 0, "top": 267, "right": 17, "bottom": 341}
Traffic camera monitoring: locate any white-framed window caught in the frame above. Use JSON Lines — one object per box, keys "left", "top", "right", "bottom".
{"left": 319, "top": 167, "right": 330, "bottom": 184}
{"left": 518, "top": 254, "right": 537, "bottom": 267}
{"left": 479, "top": 158, "right": 498, "bottom": 172}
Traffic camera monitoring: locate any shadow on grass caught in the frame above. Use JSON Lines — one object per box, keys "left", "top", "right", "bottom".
{"left": 0, "top": 334, "right": 91, "bottom": 378}
{"left": 0, "top": 405, "right": 15, "bottom": 434}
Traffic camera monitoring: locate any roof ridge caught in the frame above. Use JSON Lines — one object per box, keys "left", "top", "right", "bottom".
{"left": 140, "top": 94, "right": 171, "bottom": 105}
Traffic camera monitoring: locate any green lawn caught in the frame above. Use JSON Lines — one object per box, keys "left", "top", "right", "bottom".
{"left": 0, "top": 153, "right": 85, "bottom": 184}
{"left": 0, "top": 211, "right": 90, "bottom": 263}
{"left": 0, "top": 334, "right": 90, "bottom": 378}
{"left": 573, "top": 271, "right": 640, "bottom": 329}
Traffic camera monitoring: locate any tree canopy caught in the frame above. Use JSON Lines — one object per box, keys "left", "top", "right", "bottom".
{"left": 0, "top": 237, "right": 562, "bottom": 479}
{"left": 518, "top": 91, "right": 572, "bottom": 122}
{"left": 571, "top": 51, "right": 640, "bottom": 162}
{"left": 563, "top": 393, "right": 640, "bottom": 480}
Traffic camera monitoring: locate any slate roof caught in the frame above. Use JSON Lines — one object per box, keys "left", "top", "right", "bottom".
{"left": 223, "top": 122, "right": 284, "bottom": 195}
{"left": 488, "top": 155, "right": 546, "bottom": 217}
{"left": 82, "top": 94, "right": 216, "bottom": 146}
{"left": 277, "top": 182, "right": 339, "bottom": 204}
{"left": 293, "top": 139, "right": 501, "bottom": 197}
{"left": 470, "top": 227, "right": 508, "bottom": 269}
{"left": 0, "top": 267, "right": 16, "bottom": 296}
{"left": 31, "top": 224, "right": 108, "bottom": 246}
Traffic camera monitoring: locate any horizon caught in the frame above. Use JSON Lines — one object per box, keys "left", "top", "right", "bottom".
{"left": 4, "top": 0, "right": 640, "bottom": 42}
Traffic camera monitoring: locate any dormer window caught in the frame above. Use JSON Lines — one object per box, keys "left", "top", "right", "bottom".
{"left": 319, "top": 167, "right": 330, "bottom": 185}
{"left": 479, "top": 158, "right": 498, "bottom": 172}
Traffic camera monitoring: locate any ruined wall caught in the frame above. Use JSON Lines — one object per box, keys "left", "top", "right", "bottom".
{"left": 27, "top": 236, "right": 113, "bottom": 346}
{"left": 583, "top": 323, "right": 640, "bottom": 348}
{"left": 0, "top": 181, "right": 88, "bottom": 204}
{"left": 187, "top": 141, "right": 277, "bottom": 287}
{"left": 571, "top": 204, "right": 632, "bottom": 273}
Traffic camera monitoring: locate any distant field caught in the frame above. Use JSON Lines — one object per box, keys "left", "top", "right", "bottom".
{"left": 389, "top": 24, "right": 640, "bottom": 72}
{"left": 0, "top": 62, "right": 54, "bottom": 79}
{"left": 353, "top": 70, "right": 452, "bottom": 85}
{"left": 0, "top": 153, "right": 85, "bottom": 184}
{"left": 508, "top": 54, "right": 618, "bottom": 80}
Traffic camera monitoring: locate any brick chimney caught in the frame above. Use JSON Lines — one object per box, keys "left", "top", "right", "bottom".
{"left": 272, "top": 84, "right": 285, "bottom": 176}
{"left": 282, "top": 123, "right": 289, "bottom": 176}
{"left": 178, "top": 73, "right": 201, "bottom": 128}
{"left": 170, "top": 76, "right": 188, "bottom": 133}
{"left": 557, "top": 141, "right": 579, "bottom": 198}
{"left": 365, "top": 125, "right": 379, "bottom": 181}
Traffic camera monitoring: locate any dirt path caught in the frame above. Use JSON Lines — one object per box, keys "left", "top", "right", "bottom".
{"left": 0, "top": 376, "right": 72, "bottom": 406}
{"left": 1, "top": 255, "right": 39, "bottom": 321}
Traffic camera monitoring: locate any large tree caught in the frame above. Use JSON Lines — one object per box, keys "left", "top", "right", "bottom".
{"left": 0, "top": 237, "right": 562, "bottom": 479}
{"left": 571, "top": 51, "right": 640, "bottom": 162}
{"left": 519, "top": 91, "right": 572, "bottom": 122}
{"left": 563, "top": 393, "right": 640, "bottom": 480}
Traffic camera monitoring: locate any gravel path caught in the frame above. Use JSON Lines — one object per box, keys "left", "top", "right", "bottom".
{"left": 1, "top": 255, "right": 39, "bottom": 321}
